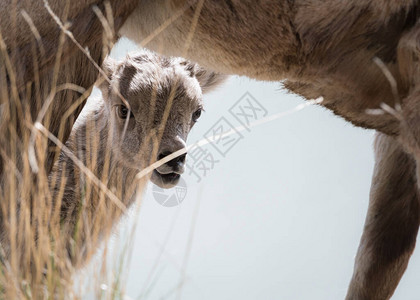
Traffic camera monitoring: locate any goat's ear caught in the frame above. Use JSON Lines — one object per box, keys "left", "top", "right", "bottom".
{"left": 181, "top": 61, "right": 228, "bottom": 93}
{"left": 194, "top": 66, "right": 228, "bottom": 93}
{"left": 97, "top": 56, "right": 117, "bottom": 98}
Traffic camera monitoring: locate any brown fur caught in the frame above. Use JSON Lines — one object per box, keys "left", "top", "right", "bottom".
{"left": 121, "top": 0, "right": 420, "bottom": 135}
{"left": 2, "top": 0, "right": 420, "bottom": 298}
{"left": 347, "top": 133, "right": 419, "bottom": 299}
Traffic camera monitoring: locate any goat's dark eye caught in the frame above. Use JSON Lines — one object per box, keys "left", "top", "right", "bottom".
{"left": 192, "top": 109, "right": 202, "bottom": 122}
{"left": 116, "top": 105, "right": 133, "bottom": 119}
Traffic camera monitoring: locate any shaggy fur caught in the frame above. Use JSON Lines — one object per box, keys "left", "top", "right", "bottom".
{"left": 2, "top": 1, "right": 420, "bottom": 298}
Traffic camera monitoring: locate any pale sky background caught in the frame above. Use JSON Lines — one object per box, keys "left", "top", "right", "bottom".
{"left": 80, "top": 38, "right": 420, "bottom": 300}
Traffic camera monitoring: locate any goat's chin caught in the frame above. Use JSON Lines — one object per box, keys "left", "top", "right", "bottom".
{"left": 151, "top": 170, "right": 181, "bottom": 189}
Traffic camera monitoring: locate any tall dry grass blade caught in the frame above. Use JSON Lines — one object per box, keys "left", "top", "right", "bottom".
{"left": 373, "top": 57, "right": 401, "bottom": 107}
{"left": 137, "top": 207, "right": 182, "bottom": 299}
{"left": 43, "top": 0, "right": 130, "bottom": 110}
{"left": 20, "top": 10, "right": 47, "bottom": 58}
{"left": 32, "top": 122, "right": 127, "bottom": 213}
{"left": 139, "top": 1, "right": 197, "bottom": 48}
{"left": 28, "top": 83, "right": 86, "bottom": 173}
{"left": 175, "top": 188, "right": 202, "bottom": 300}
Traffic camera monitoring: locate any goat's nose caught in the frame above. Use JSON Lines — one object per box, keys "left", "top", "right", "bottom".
{"left": 157, "top": 151, "right": 186, "bottom": 174}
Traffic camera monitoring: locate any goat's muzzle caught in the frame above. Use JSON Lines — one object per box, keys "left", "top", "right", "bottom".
{"left": 151, "top": 151, "right": 186, "bottom": 188}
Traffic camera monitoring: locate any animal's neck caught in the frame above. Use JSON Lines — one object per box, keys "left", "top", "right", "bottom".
{"left": 72, "top": 101, "right": 140, "bottom": 207}
{"left": 51, "top": 98, "right": 143, "bottom": 267}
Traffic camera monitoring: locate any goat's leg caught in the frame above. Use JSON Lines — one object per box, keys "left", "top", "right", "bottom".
{"left": 346, "top": 133, "right": 420, "bottom": 300}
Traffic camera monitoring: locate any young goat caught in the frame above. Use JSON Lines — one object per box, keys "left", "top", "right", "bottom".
{"left": 49, "top": 50, "right": 225, "bottom": 268}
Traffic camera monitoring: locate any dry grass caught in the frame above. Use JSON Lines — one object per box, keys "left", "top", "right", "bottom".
{"left": 0, "top": 0, "right": 208, "bottom": 298}
{"left": 1, "top": 3, "right": 146, "bottom": 300}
